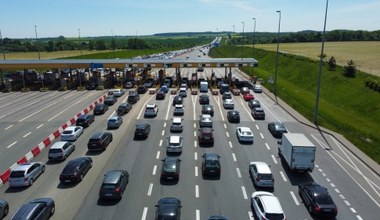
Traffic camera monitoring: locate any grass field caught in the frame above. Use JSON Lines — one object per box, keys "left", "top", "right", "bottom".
{"left": 254, "top": 41, "right": 380, "bottom": 76}
{"left": 2, "top": 50, "right": 117, "bottom": 60}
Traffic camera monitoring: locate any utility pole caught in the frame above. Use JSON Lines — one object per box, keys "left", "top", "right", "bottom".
{"left": 34, "top": 25, "right": 40, "bottom": 60}
{"left": 274, "top": 11, "right": 281, "bottom": 96}
{"left": 241, "top": 21, "right": 245, "bottom": 60}
{"left": 78, "top": 28, "right": 82, "bottom": 56}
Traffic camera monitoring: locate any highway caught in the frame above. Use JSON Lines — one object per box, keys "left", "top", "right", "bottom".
{"left": 0, "top": 49, "right": 379, "bottom": 220}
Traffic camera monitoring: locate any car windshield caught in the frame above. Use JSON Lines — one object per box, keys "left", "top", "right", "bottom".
{"left": 315, "top": 195, "right": 334, "bottom": 205}
{"left": 62, "top": 130, "right": 73, "bottom": 134}
{"left": 10, "top": 171, "right": 25, "bottom": 178}
{"left": 265, "top": 213, "right": 284, "bottom": 220}
{"left": 163, "top": 163, "right": 176, "bottom": 171}
{"left": 205, "top": 160, "right": 219, "bottom": 167}
{"left": 109, "top": 119, "right": 117, "bottom": 122}
{"left": 258, "top": 174, "right": 273, "bottom": 180}
{"left": 49, "top": 149, "right": 62, "bottom": 153}
{"left": 101, "top": 183, "right": 116, "bottom": 189}
{"left": 242, "top": 131, "right": 252, "bottom": 136}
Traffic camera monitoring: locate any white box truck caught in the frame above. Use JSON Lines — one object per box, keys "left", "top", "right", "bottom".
{"left": 278, "top": 133, "right": 316, "bottom": 172}
{"left": 200, "top": 81, "right": 208, "bottom": 93}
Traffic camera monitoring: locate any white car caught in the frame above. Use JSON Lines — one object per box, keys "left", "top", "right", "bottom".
{"left": 251, "top": 191, "right": 286, "bottom": 220}
{"left": 236, "top": 127, "right": 254, "bottom": 143}
{"left": 144, "top": 104, "right": 159, "bottom": 117}
{"left": 173, "top": 104, "right": 184, "bottom": 116}
{"left": 199, "top": 114, "right": 213, "bottom": 128}
{"left": 108, "top": 88, "right": 125, "bottom": 97}
{"left": 223, "top": 99, "right": 234, "bottom": 109}
{"left": 253, "top": 84, "right": 263, "bottom": 93}
{"left": 61, "top": 126, "right": 84, "bottom": 141}
{"left": 249, "top": 162, "right": 274, "bottom": 187}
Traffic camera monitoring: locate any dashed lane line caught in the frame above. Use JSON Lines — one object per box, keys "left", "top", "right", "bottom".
{"left": 195, "top": 166, "right": 198, "bottom": 177}
{"left": 4, "top": 125, "right": 13, "bottom": 130}
{"left": 271, "top": 155, "right": 278, "bottom": 164}
{"left": 226, "top": 131, "right": 230, "bottom": 137}
{"left": 195, "top": 185, "right": 199, "bottom": 198}
{"left": 194, "top": 152, "right": 198, "bottom": 160}
{"left": 7, "top": 141, "right": 17, "bottom": 149}
{"left": 147, "top": 183, "right": 153, "bottom": 196}
{"left": 141, "top": 207, "right": 148, "bottom": 220}
{"left": 194, "top": 140, "right": 197, "bottom": 148}
{"left": 248, "top": 211, "right": 254, "bottom": 220}
{"left": 152, "top": 165, "right": 157, "bottom": 175}
{"left": 156, "top": 151, "right": 160, "bottom": 159}
{"left": 36, "top": 124, "right": 44, "bottom": 129}
{"left": 23, "top": 132, "right": 32, "bottom": 138}
{"left": 265, "top": 143, "right": 270, "bottom": 150}
{"left": 255, "top": 125, "right": 259, "bottom": 130}
{"left": 260, "top": 133, "right": 264, "bottom": 139}
{"left": 279, "top": 171, "right": 288, "bottom": 182}
{"left": 241, "top": 186, "right": 248, "bottom": 200}
{"left": 229, "top": 141, "right": 233, "bottom": 149}
{"left": 236, "top": 168, "right": 242, "bottom": 178}
{"left": 290, "top": 191, "right": 300, "bottom": 205}
{"left": 196, "top": 209, "right": 200, "bottom": 220}
{"left": 232, "top": 153, "right": 237, "bottom": 162}
{"left": 159, "top": 140, "right": 163, "bottom": 147}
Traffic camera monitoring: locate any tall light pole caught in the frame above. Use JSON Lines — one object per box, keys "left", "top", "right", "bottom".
{"left": 78, "top": 28, "right": 82, "bottom": 56}
{"left": 232, "top": 25, "right": 235, "bottom": 57}
{"left": 273, "top": 10, "right": 281, "bottom": 96}
{"left": 0, "top": 28, "right": 5, "bottom": 60}
{"left": 34, "top": 25, "right": 40, "bottom": 60}
{"left": 252, "top": 18, "right": 256, "bottom": 58}
{"left": 216, "top": 28, "right": 219, "bottom": 57}
{"left": 241, "top": 21, "right": 245, "bottom": 60}
{"left": 314, "top": 0, "right": 329, "bottom": 125}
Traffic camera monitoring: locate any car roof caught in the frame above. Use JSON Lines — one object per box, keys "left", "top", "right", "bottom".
{"left": 109, "top": 116, "right": 120, "bottom": 120}
{"left": 119, "top": 103, "right": 130, "bottom": 107}
{"left": 228, "top": 110, "right": 239, "bottom": 114}
{"left": 50, "top": 141, "right": 69, "bottom": 149}
{"left": 136, "top": 123, "right": 149, "bottom": 128}
{"left": 146, "top": 104, "right": 156, "bottom": 108}
{"left": 303, "top": 182, "right": 328, "bottom": 194}
{"left": 204, "top": 153, "right": 219, "bottom": 160}
{"left": 78, "top": 114, "right": 91, "bottom": 119}
{"left": 252, "top": 192, "right": 283, "bottom": 214}
{"left": 250, "top": 162, "right": 272, "bottom": 174}
{"left": 12, "top": 162, "right": 39, "bottom": 171}
{"left": 238, "top": 127, "right": 251, "bottom": 132}
{"left": 12, "top": 203, "right": 42, "bottom": 219}
{"left": 103, "top": 170, "right": 126, "bottom": 184}
{"left": 90, "top": 131, "right": 106, "bottom": 138}
{"left": 254, "top": 107, "right": 264, "bottom": 111}
{"left": 175, "top": 104, "right": 183, "bottom": 108}
{"left": 172, "top": 117, "right": 182, "bottom": 123}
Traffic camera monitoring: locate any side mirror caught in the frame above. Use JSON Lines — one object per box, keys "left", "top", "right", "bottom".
{"left": 277, "top": 140, "right": 282, "bottom": 145}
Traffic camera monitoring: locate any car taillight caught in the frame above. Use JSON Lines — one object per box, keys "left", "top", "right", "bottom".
{"left": 314, "top": 206, "right": 321, "bottom": 212}
{"left": 256, "top": 177, "right": 260, "bottom": 182}
{"left": 333, "top": 207, "right": 338, "bottom": 213}
{"left": 73, "top": 172, "right": 78, "bottom": 176}
{"left": 115, "top": 187, "right": 121, "bottom": 192}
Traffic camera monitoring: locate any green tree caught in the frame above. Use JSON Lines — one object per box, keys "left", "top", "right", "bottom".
{"left": 88, "top": 41, "right": 94, "bottom": 50}
{"left": 95, "top": 40, "right": 107, "bottom": 50}
{"left": 46, "top": 41, "right": 55, "bottom": 52}
{"left": 343, "top": 60, "right": 356, "bottom": 77}
{"left": 328, "top": 56, "right": 336, "bottom": 70}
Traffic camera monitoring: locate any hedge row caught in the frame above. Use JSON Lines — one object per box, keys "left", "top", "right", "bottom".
{"left": 365, "top": 78, "right": 380, "bottom": 92}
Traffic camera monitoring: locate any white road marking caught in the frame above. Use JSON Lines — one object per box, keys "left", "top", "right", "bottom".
{"left": 48, "top": 100, "right": 81, "bottom": 121}
{"left": 23, "top": 132, "right": 32, "bottom": 138}
{"left": 350, "top": 208, "right": 357, "bottom": 213}
{"left": 4, "top": 125, "right": 13, "bottom": 130}
{"left": 194, "top": 131, "right": 197, "bottom": 137}
{"left": 194, "top": 123, "right": 196, "bottom": 128}
{"left": 163, "top": 122, "right": 166, "bottom": 128}
{"left": 196, "top": 209, "right": 200, "bottom": 220}
{"left": 315, "top": 164, "right": 319, "bottom": 168}
{"left": 357, "top": 215, "right": 363, "bottom": 220}
{"left": 236, "top": 168, "right": 242, "bottom": 178}
{"left": 195, "top": 185, "right": 199, "bottom": 198}
{"left": 194, "top": 152, "right": 198, "bottom": 160}
{"left": 326, "top": 178, "right": 331, "bottom": 182}
{"left": 318, "top": 168, "right": 323, "bottom": 172}
{"left": 265, "top": 143, "right": 270, "bottom": 150}
{"left": 255, "top": 124, "right": 259, "bottom": 130}
{"left": 141, "top": 207, "right": 148, "bottom": 220}
{"left": 248, "top": 211, "right": 254, "bottom": 220}
{"left": 339, "top": 194, "right": 346, "bottom": 200}
{"left": 195, "top": 166, "right": 198, "bottom": 177}
{"left": 229, "top": 141, "right": 233, "bottom": 149}
{"left": 322, "top": 173, "right": 326, "bottom": 177}
{"left": 19, "top": 101, "right": 58, "bottom": 122}
{"left": 334, "top": 188, "right": 340, "bottom": 193}
{"left": 156, "top": 151, "right": 160, "bottom": 159}
{"left": 194, "top": 140, "right": 197, "bottom": 148}
{"left": 330, "top": 183, "right": 336, "bottom": 188}
{"left": 280, "top": 171, "right": 288, "bottom": 182}
{"left": 138, "top": 95, "right": 155, "bottom": 119}
{"left": 147, "top": 183, "right": 153, "bottom": 196}
{"left": 224, "top": 124, "right": 227, "bottom": 129}
{"left": 271, "top": 155, "right": 278, "bottom": 164}
{"left": 161, "top": 130, "right": 165, "bottom": 136}
{"left": 260, "top": 133, "right": 264, "bottom": 139}
{"left": 241, "top": 186, "right": 248, "bottom": 200}
{"left": 290, "top": 191, "right": 300, "bottom": 205}
{"left": 232, "top": 153, "right": 237, "bottom": 162}
{"left": 7, "top": 141, "right": 17, "bottom": 149}
{"left": 159, "top": 140, "right": 163, "bottom": 147}
{"left": 344, "top": 200, "right": 351, "bottom": 206}
{"left": 152, "top": 165, "right": 157, "bottom": 175}
{"left": 226, "top": 131, "right": 230, "bottom": 137}
{"left": 36, "top": 124, "right": 44, "bottom": 129}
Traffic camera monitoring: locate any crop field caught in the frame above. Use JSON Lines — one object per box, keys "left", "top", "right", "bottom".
{"left": 255, "top": 41, "right": 380, "bottom": 76}
{"left": 1, "top": 50, "right": 116, "bottom": 60}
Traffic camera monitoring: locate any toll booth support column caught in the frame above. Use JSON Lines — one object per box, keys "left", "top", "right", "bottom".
{"left": 176, "top": 67, "right": 181, "bottom": 86}
{"left": 228, "top": 67, "right": 232, "bottom": 86}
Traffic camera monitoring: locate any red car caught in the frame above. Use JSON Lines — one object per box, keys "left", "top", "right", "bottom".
{"left": 243, "top": 93, "right": 255, "bottom": 101}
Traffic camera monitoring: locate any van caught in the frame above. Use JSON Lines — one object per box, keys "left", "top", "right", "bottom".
{"left": 48, "top": 141, "right": 76, "bottom": 161}
{"left": 170, "top": 117, "right": 183, "bottom": 132}
{"left": 249, "top": 162, "right": 274, "bottom": 187}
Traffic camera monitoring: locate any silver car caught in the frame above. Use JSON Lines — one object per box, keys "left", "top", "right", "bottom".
{"left": 107, "top": 116, "right": 123, "bottom": 129}
{"left": 199, "top": 114, "right": 213, "bottom": 128}
{"left": 9, "top": 162, "right": 45, "bottom": 187}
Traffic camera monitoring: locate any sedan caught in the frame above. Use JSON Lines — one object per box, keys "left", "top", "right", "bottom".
{"left": 94, "top": 103, "right": 109, "bottom": 115}
{"left": 107, "top": 115, "right": 123, "bottom": 129}
{"left": 155, "top": 197, "right": 182, "bottom": 220}
{"left": 104, "top": 95, "right": 117, "bottom": 106}
{"left": 251, "top": 107, "right": 265, "bottom": 120}
{"left": 201, "top": 105, "right": 214, "bottom": 117}
{"left": 61, "top": 126, "right": 83, "bottom": 141}
{"left": 199, "top": 95, "right": 209, "bottom": 105}
{"left": 0, "top": 199, "right": 9, "bottom": 219}
{"left": 161, "top": 157, "right": 181, "bottom": 181}
{"left": 11, "top": 198, "right": 55, "bottom": 220}
{"left": 243, "top": 93, "right": 255, "bottom": 101}
{"left": 173, "top": 104, "right": 184, "bottom": 116}
{"left": 268, "top": 122, "right": 287, "bottom": 138}
{"left": 227, "top": 110, "right": 240, "bottom": 123}
{"left": 223, "top": 99, "right": 234, "bottom": 109}
{"left": 248, "top": 100, "right": 261, "bottom": 109}
{"left": 59, "top": 157, "right": 93, "bottom": 184}
{"left": 298, "top": 182, "right": 338, "bottom": 218}
{"left": 236, "top": 127, "right": 254, "bottom": 143}
{"left": 198, "top": 127, "right": 214, "bottom": 145}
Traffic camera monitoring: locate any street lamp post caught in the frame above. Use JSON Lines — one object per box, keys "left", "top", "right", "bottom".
{"left": 34, "top": 25, "right": 40, "bottom": 60}
{"left": 241, "top": 21, "right": 245, "bottom": 60}
{"left": 252, "top": 18, "right": 256, "bottom": 58}
{"left": 0, "top": 28, "right": 5, "bottom": 60}
{"left": 78, "top": 28, "right": 82, "bottom": 56}
{"left": 314, "top": 0, "right": 329, "bottom": 125}
{"left": 274, "top": 10, "right": 281, "bottom": 96}
{"left": 216, "top": 28, "right": 219, "bottom": 57}
{"left": 232, "top": 25, "right": 235, "bottom": 57}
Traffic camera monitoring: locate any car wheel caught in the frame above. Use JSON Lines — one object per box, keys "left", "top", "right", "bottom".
{"left": 42, "top": 165, "right": 45, "bottom": 173}
{"left": 29, "top": 178, "right": 34, "bottom": 186}
{"left": 50, "top": 205, "right": 55, "bottom": 216}
{"left": 4, "top": 205, "right": 9, "bottom": 217}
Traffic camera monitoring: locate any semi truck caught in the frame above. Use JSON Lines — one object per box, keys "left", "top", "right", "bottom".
{"left": 278, "top": 133, "right": 316, "bottom": 172}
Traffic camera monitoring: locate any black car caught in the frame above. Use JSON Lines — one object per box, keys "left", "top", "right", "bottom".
{"left": 268, "top": 122, "right": 287, "bottom": 138}
{"left": 227, "top": 110, "right": 240, "bottom": 123}
{"left": 155, "top": 197, "right": 182, "bottom": 220}
{"left": 127, "top": 92, "right": 140, "bottom": 104}
{"left": 0, "top": 199, "right": 9, "bottom": 219}
{"left": 94, "top": 103, "right": 109, "bottom": 115}
{"left": 198, "top": 127, "right": 214, "bottom": 145}
{"left": 134, "top": 123, "right": 151, "bottom": 139}
{"left": 87, "top": 131, "right": 113, "bottom": 151}
{"left": 202, "top": 153, "right": 221, "bottom": 178}
{"left": 202, "top": 105, "right": 214, "bottom": 117}
{"left": 248, "top": 100, "right": 261, "bottom": 109}
{"left": 156, "top": 90, "right": 166, "bottom": 100}
{"left": 199, "top": 95, "right": 209, "bottom": 105}
{"left": 11, "top": 198, "right": 55, "bottom": 220}
{"left": 99, "top": 170, "right": 129, "bottom": 200}
{"left": 59, "top": 157, "right": 93, "bottom": 184}
{"left": 298, "top": 182, "right": 338, "bottom": 218}
{"left": 76, "top": 114, "right": 95, "bottom": 128}
{"left": 117, "top": 103, "right": 132, "bottom": 115}
{"left": 251, "top": 107, "right": 265, "bottom": 120}
{"left": 160, "top": 157, "right": 181, "bottom": 181}
{"left": 137, "top": 86, "right": 147, "bottom": 94}
{"left": 172, "top": 96, "right": 183, "bottom": 106}
{"left": 104, "top": 96, "right": 117, "bottom": 106}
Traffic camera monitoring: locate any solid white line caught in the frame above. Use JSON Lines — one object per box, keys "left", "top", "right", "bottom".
{"left": 260, "top": 133, "right": 264, "bottom": 139}
{"left": 229, "top": 141, "right": 233, "bottom": 149}
{"left": 156, "top": 151, "right": 160, "bottom": 159}
{"left": 248, "top": 211, "right": 254, "bottom": 220}
{"left": 280, "top": 171, "right": 288, "bottom": 182}
{"left": 23, "top": 132, "right": 32, "bottom": 138}
{"left": 241, "top": 186, "right": 248, "bottom": 200}
{"left": 161, "top": 130, "right": 165, "bottom": 136}
{"left": 36, "top": 124, "right": 44, "bottom": 129}
{"left": 194, "top": 140, "right": 197, "bottom": 148}
{"left": 19, "top": 101, "right": 57, "bottom": 122}
{"left": 271, "top": 155, "right": 278, "bottom": 164}
{"left": 7, "top": 141, "right": 17, "bottom": 149}
{"left": 290, "top": 191, "right": 300, "bottom": 205}
{"left": 194, "top": 131, "right": 197, "bottom": 137}
{"left": 236, "top": 168, "right": 242, "bottom": 178}
{"left": 196, "top": 209, "right": 200, "bottom": 220}
{"left": 255, "top": 124, "right": 259, "bottom": 130}
{"left": 152, "top": 165, "right": 157, "bottom": 175}
{"left": 163, "top": 122, "right": 166, "bottom": 128}
{"left": 350, "top": 208, "right": 357, "bottom": 213}
{"left": 147, "top": 183, "right": 153, "bottom": 196}
{"left": 4, "top": 125, "right": 13, "bottom": 130}
{"left": 224, "top": 123, "right": 227, "bottom": 129}
{"left": 194, "top": 152, "right": 198, "bottom": 160}
{"left": 159, "top": 140, "right": 163, "bottom": 147}
{"left": 232, "top": 153, "right": 237, "bottom": 162}
{"left": 226, "top": 131, "right": 230, "bottom": 137}
{"left": 141, "top": 207, "right": 148, "bottom": 220}
{"left": 265, "top": 143, "right": 270, "bottom": 150}
{"left": 195, "top": 185, "right": 199, "bottom": 198}
{"left": 195, "top": 166, "right": 198, "bottom": 177}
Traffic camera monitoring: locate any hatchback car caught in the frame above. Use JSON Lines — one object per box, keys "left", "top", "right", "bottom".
{"left": 61, "top": 126, "right": 83, "bottom": 141}
{"left": 107, "top": 116, "right": 123, "bottom": 129}
{"left": 249, "top": 162, "right": 274, "bottom": 188}
{"left": 222, "top": 92, "right": 232, "bottom": 100}
{"left": 223, "top": 99, "right": 234, "bottom": 109}
{"left": 166, "top": 136, "right": 183, "bottom": 154}
{"left": 202, "top": 105, "right": 214, "bottom": 116}
{"left": 199, "top": 95, "right": 209, "bottom": 105}
{"left": 173, "top": 104, "right": 184, "bottom": 116}
{"left": 117, "top": 103, "right": 132, "bottom": 115}
{"left": 251, "top": 191, "right": 286, "bottom": 220}
{"left": 161, "top": 157, "right": 181, "bottom": 181}
{"left": 99, "top": 170, "right": 129, "bottom": 200}
{"left": 253, "top": 84, "right": 263, "bottom": 93}
{"left": 298, "top": 182, "right": 338, "bottom": 218}
{"left": 156, "top": 90, "right": 166, "bottom": 100}
{"left": 94, "top": 103, "right": 109, "bottom": 115}
{"left": 178, "top": 88, "right": 187, "bottom": 97}
{"left": 268, "top": 122, "right": 287, "bottom": 138}
{"left": 243, "top": 93, "right": 255, "bottom": 101}
{"left": 172, "top": 96, "right": 183, "bottom": 106}
{"left": 59, "top": 157, "right": 93, "bottom": 184}
{"left": 9, "top": 162, "right": 45, "bottom": 187}
{"left": 127, "top": 92, "right": 140, "bottom": 104}
{"left": 236, "top": 127, "right": 254, "bottom": 143}
{"left": 11, "top": 198, "right": 55, "bottom": 220}
{"left": 155, "top": 197, "right": 182, "bottom": 220}
{"left": 48, "top": 141, "right": 75, "bottom": 161}
{"left": 198, "top": 127, "right": 214, "bottom": 145}
{"left": 104, "top": 95, "right": 117, "bottom": 106}
{"left": 144, "top": 104, "right": 159, "bottom": 117}
{"left": 227, "top": 110, "right": 240, "bottom": 123}
{"left": 137, "top": 86, "right": 147, "bottom": 94}
{"left": 87, "top": 131, "right": 113, "bottom": 151}
{"left": 170, "top": 118, "right": 183, "bottom": 133}
{"left": 248, "top": 100, "right": 261, "bottom": 109}
{"left": 0, "top": 199, "right": 9, "bottom": 219}
{"left": 251, "top": 107, "right": 266, "bottom": 120}
{"left": 76, "top": 114, "right": 95, "bottom": 128}
{"left": 202, "top": 153, "right": 221, "bottom": 178}
{"left": 199, "top": 114, "right": 213, "bottom": 128}
{"left": 134, "top": 123, "right": 151, "bottom": 139}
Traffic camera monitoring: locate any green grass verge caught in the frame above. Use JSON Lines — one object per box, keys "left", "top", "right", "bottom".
{"left": 211, "top": 45, "right": 380, "bottom": 164}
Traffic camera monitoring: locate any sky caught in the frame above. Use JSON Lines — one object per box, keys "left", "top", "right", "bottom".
{"left": 1, "top": 0, "right": 379, "bottom": 38}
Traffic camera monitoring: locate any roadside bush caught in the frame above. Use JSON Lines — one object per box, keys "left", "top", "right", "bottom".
{"left": 343, "top": 60, "right": 356, "bottom": 77}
